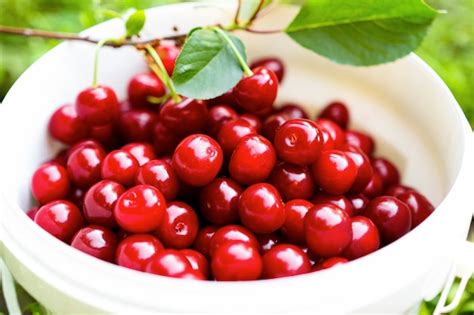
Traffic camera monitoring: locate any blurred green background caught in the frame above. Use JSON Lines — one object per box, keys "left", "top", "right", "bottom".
{"left": 0, "top": 0, "right": 473, "bottom": 127}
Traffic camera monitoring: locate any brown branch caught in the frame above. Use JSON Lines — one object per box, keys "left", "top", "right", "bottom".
{"left": 243, "top": 27, "right": 282, "bottom": 34}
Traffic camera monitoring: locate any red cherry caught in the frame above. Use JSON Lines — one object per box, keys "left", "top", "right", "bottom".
{"left": 180, "top": 249, "right": 209, "bottom": 278}
{"left": 155, "top": 201, "right": 199, "bottom": 249}
{"left": 385, "top": 184, "right": 415, "bottom": 198}
{"left": 345, "top": 130, "right": 375, "bottom": 156}
{"left": 75, "top": 85, "right": 119, "bottom": 126}
{"left": 262, "top": 113, "right": 289, "bottom": 141}
{"left": 240, "top": 114, "right": 262, "bottom": 133}
{"left": 257, "top": 233, "right": 282, "bottom": 254}
{"left": 199, "top": 177, "right": 242, "bottom": 225}
{"left": 68, "top": 186, "right": 86, "bottom": 209}
{"left": 211, "top": 241, "right": 263, "bottom": 281}
{"left": 118, "top": 110, "right": 157, "bottom": 142}
{"left": 127, "top": 73, "right": 166, "bottom": 108}
{"left": 71, "top": 225, "right": 117, "bottom": 262}
{"left": 208, "top": 90, "right": 236, "bottom": 108}
{"left": 250, "top": 57, "right": 285, "bottom": 82}
{"left": 67, "top": 145, "right": 106, "bottom": 188}
{"left": 120, "top": 100, "right": 132, "bottom": 112}
{"left": 210, "top": 225, "right": 259, "bottom": 256}
{"left": 274, "top": 119, "right": 323, "bottom": 165}
{"left": 217, "top": 119, "right": 256, "bottom": 156}
{"left": 116, "top": 234, "right": 164, "bottom": 271}
{"left": 229, "top": 135, "right": 276, "bottom": 185}
{"left": 135, "top": 159, "right": 179, "bottom": 201}
{"left": 101, "top": 150, "right": 139, "bottom": 187}
{"left": 177, "top": 270, "right": 206, "bottom": 280}
{"left": 372, "top": 158, "right": 401, "bottom": 188}
{"left": 48, "top": 105, "right": 88, "bottom": 145}
{"left": 312, "top": 150, "right": 357, "bottom": 195}
{"left": 313, "top": 257, "right": 348, "bottom": 271}
{"left": 364, "top": 196, "right": 412, "bottom": 244}
{"left": 362, "top": 172, "right": 384, "bottom": 198}
{"left": 156, "top": 44, "right": 181, "bottom": 75}
{"left": 88, "top": 123, "right": 118, "bottom": 148}
{"left": 193, "top": 225, "right": 219, "bottom": 258}
{"left": 233, "top": 67, "right": 278, "bottom": 115}
{"left": 83, "top": 180, "right": 125, "bottom": 228}
{"left": 344, "top": 216, "right": 380, "bottom": 260}
{"left": 397, "top": 191, "right": 434, "bottom": 228}
{"left": 238, "top": 183, "right": 285, "bottom": 234}
{"left": 31, "top": 162, "right": 70, "bottom": 204}
{"left": 315, "top": 118, "right": 345, "bottom": 149}
{"left": 276, "top": 103, "right": 308, "bottom": 119}
{"left": 153, "top": 121, "right": 181, "bottom": 156}
{"left": 206, "top": 105, "right": 238, "bottom": 136}
{"left": 145, "top": 249, "right": 193, "bottom": 277}
{"left": 281, "top": 199, "right": 313, "bottom": 244}
{"left": 262, "top": 244, "right": 311, "bottom": 279}
{"left": 312, "top": 193, "right": 354, "bottom": 217}
{"left": 346, "top": 194, "right": 370, "bottom": 216}
{"left": 172, "top": 134, "right": 223, "bottom": 187}
{"left": 305, "top": 203, "right": 352, "bottom": 257}
{"left": 67, "top": 140, "right": 103, "bottom": 158}
{"left": 26, "top": 207, "right": 39, "bottom": 220}
{"left": 114, "top": 185, "right": 166, "bottom": 233}
{"left": 268, "top": 162, "right": 314, "bottom": 201}
{"left": 160, "top": 98, "right": 208, "bottom": 136}
{"left": 319, "top": 101, "right": 350, "bottom": 129}
{"left": 34, "top": 200, "right": 84, "bottom": 242}
{"left": 341, "top": 144, "right": 373, "bottom": 193}
{"left": 50, "top": 149, "right": 69, "bottom": 166}
{"left": 122, "top": 143, "right": 156, "bottom": 166}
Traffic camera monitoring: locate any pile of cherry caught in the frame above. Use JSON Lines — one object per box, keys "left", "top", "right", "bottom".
{"left": 28, "top": 46, "right": 435, "bottom": 281}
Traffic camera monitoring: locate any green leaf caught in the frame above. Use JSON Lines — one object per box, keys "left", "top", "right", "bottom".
{"left": 172, "top": 29, "right": 247, "bottom": 100}
{"left": 237, "top": 0, "right": 272, "bottom": 27}
{"left": 285, "top": 0, "right": 438, "bottom": 66}
{"left": 125, "top": 10, "right": 145, "bottom": 38}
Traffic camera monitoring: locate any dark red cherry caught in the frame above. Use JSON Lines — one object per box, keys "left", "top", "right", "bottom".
{"left": 362, "top": 172, "right": 384, "bottom": 199}
{"left": 344, "top": 216, "right": 380, "bottom": 260}
{"left": 68, "top": 186, "right": 86, "bottom": 209}
{"left": 397, "top": 191, "right": 434, "bottom": 228}
{"left": 240, "top": 113, "right": 262, "bottom": 133}
{"left": 276, "top": 103, "right": 308, "bottom": 119}
{"left": 88, "top": 123, "right": 118, "bottom": 148}
{"left": 312, "top": 150, "right": 357, "bottom": 195}
{"left": 71, "top": 225, "right": 117, "bottom": 262}
{"left": 193, "top": 225, "right": 219, "bottom": 258}
{"left": 313, "top": 257, "right": 348, "bottom": 271}
{"left": 199, "top": 177, "right": 242, "bottom": 225}
{"left": 160, "top": 98, "right": 208, "bottom": 136}
{"left": 34, "top": 200, "right": 84, "bottom": 242}
{"left": 262, "top": 244, "right": 311, "bottom": 279}
{"left": 26, "top": 207, "right": 39, "bottom": 220}
{"left": 257, "top": 233, "right": 282, "bottom": 254}
{"left": 341, "top": 144, "right": 373, "bottom": 192}
{"left": 217, "top": 118, "right": 257, "bottom": 156}
{"left": 67, "top": 145, "right": 106, "bottom": 188}
{"left": 316, "top": 118, "right": 345, "bottom": 149}
{"left": 127, "top": 73, "right": 166, "bottom": 108}
{"left": 250, "top": 57, "right": 285, "bottom": 82}
{"left": 156, "top": 44, "right": 181, "bottom": 75}
{"left": 206, "top": 105, "right": 238, "bottom": 136}
{"left": 346, "top": 194, "right": 370, "bottom": 216}
{"left": 210, "top": 225, "right": 259, "bottom": 256}
{"left": 262, "top": 113, "right": 289, "bottom": 141}
{"left": 153, "top": 121, "right": 181, "bottom": 156}
{"left": 172, "top": 134, "right": 223, "bottom": 187}
{"left": 233, "top": 67, "right": 278, "bottom": 115}
{"left": 116, "top": 234, "right": 164, "bottom": 271}
{"left": 229, "top": 135, "right": 276, "bottom": 185}
{"left": 75, "top": 85, "right": 119, "bottom": 126}
{"left": 118, "top": 110, "right": 157, "bottom": 142}
{"left": 31, "top": 162, "right": 70, "bottom": 204}
{"left": 101, "top": 150, "right": 139, "bottom": 187}
{"left": 145, "top": 249, "right": 193, "bottom": 277}
{"left": 122, "top": 143, "right": 156, "bottom": 166}
{"left": 135, "top": 159, "right": 179, "bottom": 201}
{"left": 345, "top": 130, "right": 375, "bottom": 156}
{"left": 281, "top": 199, "right": 313, "bottom": 244}
{"left": 83, "top": 180, "right": 125, "bottom": 228}
{"left": 385, "top": 184, "right": 415, "bottom": 198}
{"left": 48, "top": 105, "right": 88, "bottom": 145}
{"left": 67, "top": 140, "right": 103, "bottom": 158}
{"left": 364, "top": 196, "right": 412, "bottom": 244}
{"left": 50, "top": 149, "right": 69, "bottom": 166}
{"left": 180, "top": 249, "right": 209, "bottom": 278}
{"left": 268, "top": 162, "right": 314, "bottom": 201}
{"left": 372, "top": 158, "right": 401, "bottom": 188}
{"left": 312, "top": 193, "right": 354, "bottom": 217}
{"left": 208, "top": 90, "right": 236, "bottom": 108}
{"left": 319, "top": 101, "right": 350, "bottom": 129}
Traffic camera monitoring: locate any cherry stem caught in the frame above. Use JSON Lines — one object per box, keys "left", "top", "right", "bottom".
{"left": 92, "top": 38, "right": 109, "bottom": 87}
{"left": 213, "top": 27, "right": 253, "bottom": 77}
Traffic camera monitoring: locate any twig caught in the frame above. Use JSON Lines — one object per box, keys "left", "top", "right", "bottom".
{"left": 243, "top": 27, "right": 282, "bottom": 34}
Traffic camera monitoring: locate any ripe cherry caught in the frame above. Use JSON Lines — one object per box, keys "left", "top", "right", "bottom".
{"left": 193, "top": 225, "right": 219, "bottom": 258}
{"left": 67, "top": 144, "right": 106, "bottom": 188}
{"left": 262, "top": 244, "right": 311, "bottom": 279}
{"left": 362, "top": 172, "right": 384, "bottom": 199}
{"left": 75, "top": 85, "right": 119, "bottom": 126}
{"left": 268, "top": 162, "right": 314, "bottom": 201}
{"left": 178, "top": 270, "right": 206, "bottom": 280}
{"left": 114, "top": 185, "right": 166, "bottom": 233}
{"left": 68, "top": 186, "right": 86, "bottom": 209}
{"left": 83, "top": 180, "right": 125, "bottom": 228}
{"left": 229, "top": 135, "right": 276, "bottom": 185}
{"left": 116, "top": 234, "right": 164, "bottom": 271}
{"left": 319, "top": 101, "right": 350, "bottom": 129}
{"left": 208, "top": 90, "right": 236, "bottom": 108}
{"left": 180, "top": 249, "right": 209, "bottom": 278}
{"left": 88, "top": 123, "right": 118, "bottom": 148}
{"left": 281, "top": 199, "right": 313, "bottom": 244}
{"left": 312, "top": 150, "right": 357, "bottom": 195}
{"left": 372, "top": 158, "right": 401, "bottom": 188}
{"left": 397, "top": 191, "right": 434, "bottom": 228}
{"left": 385, "top": 184, "right": 415, "bottom": 198}
{"left": 344, "top": 216, "right": 380, "bottom": 260}
{"left": 135, "top": 159, "right": 179, "bottom": 201}
{"left": 145, "top": 249, "right": 193, "bottom": 277}
{"left": 262, "top": 113, "right": 289, "bottom": 141}
{"left": 313, "top": 257, "right": 348, "bottom": 271}
{"left": 101, "top": 150, "right": 139, "bottom": 187}
{"left": 250, "top": 57, "right": 285, "bottom": 82}
{"left": 26, "top": 207, "right": 39, "bottom": 220}
{"left": 122, "top": 143, "right": 156, "bottom": 166}
{"left": 341, "top": 144, "right": 373, "bottom": 193}
{"left": 240, "top": 113, "right": 262, "bottom": 133}
{"left": 238, "top": 183, "right": 285, "bottom": 234}
{"left": 206, "top": 105, "right": 238, "bottom": 136}
{"left": 153, "top": 121, "right": 181, "bottom": 156}
{"left": 257, "top": 233, "right": 282, "bottom": 254}
{"left": 276, "top": 103, "right": 308, "bottom": 119}
{"left": 48, "top": 105, "right": 88, "bottom": 145}
{"left": 199, "top": 177, "right": 242, "bottom": 225}
{"left": 210, "top": 225, "right": 259, "bottom": 256}
{"left": 312, "top": 193, "right": 354, "bottom": 217}
{"left": 172, "top": 134, "right": 223, "bottom": 186}
{"left": 160, "top": 98, "right": 208, "bottom": 136}
{"left": 118, "top": 110, "right": 157, "bottom": 142}
{"left": 34, "top": 200, "right": 84, "bottom": 242}
{"left": 316, "top": 118, "right": 345, "bottom": 149}
{"left": 305, "top": 203, "right": 352, "bottom": 257}
{"left": 31, "top": 162, "right": 70, "bottom": 204}
{"left": 71, "top": 225, "right": 117, "bottom": 262}
{"left": 217, "top": 119, "right": 256, "bottom": 156}
{"left": 156, "top": 44, "right": 181, "bottom": 75}
{"left": 345, "top": 130, "right": 375, "bottom": 156}
{"left": 127, "top": 73, "right": 166, "bottom": 108}
{"left": 347, "top": 194, "right": 370, "bottom": 216}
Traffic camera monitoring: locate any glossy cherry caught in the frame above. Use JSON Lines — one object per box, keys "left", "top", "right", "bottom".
{"left": 101, "top": 150, "right": 139, "bottom": 187}
{"left": 268, "top": 162, "right": 314, "bottom": 201}
{"left": 31, "top": 162, "right": 70, "bottom": 204}
{"left": 199, "top": 177, "right": 242, "bottom": 225}
{"left": 122, "top": 143, "right": 156, "bottom": 166}
{"left": 114, "top": 185, "right": 166, "bottom": 233}
{"left": 312, "top": 193, "right": 354, "bottom": 217}
{"left": 83, "top": 180, "right": 125, "bottom": 227}
{"left": 347, "top": 194, "right": 370, "bottom": 216}
{"left": 313, "top": 257, "right": 348, "bottom": 271}
{"left": 156, "top": 44, "right": 181, "bottom": 75}
{"left": 180, "top": 249, "right": 209, "bottom": 278}
{"left": 71, "top": 225, "right": 118, "bottom": 262}
{"left": 250, "top": 57, "right": 285, "bottom": 82}
{"left": 345, "top": 130, "right": 375, "bottom": 156}
{"left": 127, "top": 73, "right": 166, "bottom": 108}
{"left": 177, "top": 270, "right": 206, "bottom": 280}
{"left": 193, "top": 225, "right": 219, "bottom": 258}
{"left": 344, "top": 216, "right": 380, "bottom": 260}
{"left": 160, "top": 98, "right": 208, "bottom": 136}
{"left": 262, "top": 113, "right": 289, "bottom": 141}
{"left": 362, "top": 172, "right": 384, "bottom": 198}
{"left": 209, "top": 225, "right": 259, "bottom": 256}
{"left": 34, "top": 200, "right": 84, "bottom": 242}
{"left": 318, "top": 101, "right": 350, "bottom": 129}
{"left": 206, "top": 105, "right": 238, "bottom": 136}
{"left": 276, "top": 103, "right": 308, "bottom": 119}
{"left": 341, "top": 144, "right": 373, "bottom": 193}
{"left": 257, "top": 233, "right": 282, "bottom": 254}
{"left": 312, "top": 150, "right": 357, "bottom": 195}
{"left": 217, "top": 118, "right": 256, "bottom": 155}
{"left": 316, "top": 118, "right": 345, "bottom": 149}
{"left": 229, "top": 135, "right": 276, "bottom": 185}
{"left": 119, "top": 110, "right": 157, "bottom": 142}
{"left": 398, "top": 191, "right": 434, "bottom": 228}
{"left": 88, "top": 123, "right": 118, "bottom": 148}
{"left": 75, "top": 85, "right": 119, "bottom": 126}
{"left": 372, "top": 158, "right": 401, "bottom": 188}
{"left": 262, "top": 244, "right": 311, "bottom": 279}
{"left": 145, "top": 249, "right": 193, "bottom": 277}
{"left": 153, "top": 121, "right": 181, "bottom": 156}
{"left": 135, "top": 159, "right": 179, "bottom": 201}
{"left": 281, "top": 199, "right": 313, "bottom": 244}
{"left": 67, "top": 144, "right": 106, "bottom": 188}
{"left": 240, "top": 113, "right": 262, "bottom": 133}
{"left": 385, "top": 184, "right": 415, "bottom": 198}
{"left": 48, "top": 104, "right": 88, "bottom": 145}
{"left": 116, "top": 234, "right": 164, "bottom": 271}
{"left": 172, "top": 134, "right": 223, "bottom": 186}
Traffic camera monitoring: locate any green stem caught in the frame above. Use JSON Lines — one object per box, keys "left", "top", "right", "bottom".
{"left": 213, "top": 27, "right": 253, "bottom": 77}
{"left": 145, "top": 44, "right": 181, "bottom": 103}
{"left": 92, "top": 38, "right": 109, "bottom": 87}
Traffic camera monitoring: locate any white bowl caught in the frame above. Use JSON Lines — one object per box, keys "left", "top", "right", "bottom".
{"left": 0, "top": 2, "right": 473, "bottom": 314}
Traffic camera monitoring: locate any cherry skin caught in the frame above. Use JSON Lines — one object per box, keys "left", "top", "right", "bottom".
{"left": 83, "top": 180, "right": 125, "bottom": 228}
{"left": 305, "top": 203, "right": 352, "bottom": 257}
{"left": 114, "top": 185, "right": 166, "bottom": 233}
{"left": 101, "top": 150, "right": 139, "bottom": 187}
{"left": 34, "top": 200, "right": 84, "bottom": 242}
{"left": 364, "top": 196, "right": 412, "bottom": 244}
{"left": 180, "top": 249, "right": 210, "bottom": 278}
{"left": 199, "top": 177, "right": 242, "bottom": 225}
{"left": 240, "top": 113, "right": 262, "bottom": 133}
{"left": 274, "top": 119, "right": 323, "bottom": 165}
{"left": 250, "top": 57, "right": 285, "bottom": 82}
{"left": 67, "top": 145, "right": 106, "bottom": 188}
{"left": 48, "top": 105, "right": 88, "bottom": 145}
{"left": 228, "top": 135, "right": 276, "bottom": 185}
{"left": 276, "top": 103, "right": 309, "bottom": 119}
{"left": 88, "top": 123, "right": 118, "bottom": 148}
{"left": 385, "top": 184, "right": 415, "bottom": 198}
{"left": 312, "top": 193, "right": 354, "bottom": 217}
{"left": 153, "top": 121, "right": 181, "bottom": 156}
{"left": 362, "top": 172, "right": 384, "bottom": 199}
{"left": 71, "top": 225, "right": 118, "bottom": 262}
{"left": 211, "top": 241, "right": 263, "bottom": 281}
{"left": 145, "top": 249, "right": 193, "bottom": 277}
{"left": 67, "top": 140, "right": 103, "bottom": 159}
{"left": 238, "top": 183, "right": 285, "bottom": 234}
{"left": 262, "top": 244, "right": 311, "bottom": 279}
{"left": 397, "top": 191, "right": 434, "bottom": 228}
{"left": 208, "top": 90, "right": 237, "bottom": 108}
{"left": 31, "top": 162, "right": 70, "bottom": 204}
{"left": 316, "top": 118, "right": 345, "bottom": 149}
{"left": 68, "top": 186, "right": 86, "bottom": 209}
{"left": 155, "top": 201, "right": 199, "bottom": 249}
{"left": 346, "top": 194, "right": 370, "bottom": 216}
{"left": 156, "top": 44, "right": 181, "bottom": 75}
{"left": 341, "top": 144, "right": 373, "bottom": 193}
{"left": 206, "top": 105, "right": 238, "bottom": 136}
{"left": 344, "top": 216, "right": 380, "bottom": 260}
{"left": 178, "top": 270, "right": 206, "bottom": 280}
{"left": 193, "top": 225, "right": 219, "bottom": 258}
{"left": 318, "top": 101, "right": 350, "bottom": 129}
{"left": 217, "top": 119, "right": 256, "bottom": 156}
{"left": 26, "top": 207, "right": 39, "bottom": 220}
{"left": 372, "top": 158, "right": 401, "bottom": 188}
{"left": 268, "top": 162, "right": 314, "bottom": 201}
{"left": 127, "top": 73, "right": 166, "bottom": 108}
{"left": 209, "top": 225, "right": 259, "bottom": 256}
{"left": 172, "top": 134, "right": 223, "bottom": 187}
{"left": 281, "top": 199, "right": 313, "bottom": 244}
{"left": 262, "top": 113, "right": 289, "bottom": 141}
{"left": 160, "top": 98, "right": 208, "bottom": 136}
{"left": 345, "top": 130, "right": 375, "bottom": 156}
{"left": 312, "top": 150, "right": 357, "bottom": 195}
{"left": 118, "top": 109, "right": 157, "bottom": 142}
{"left": 116, "top": 234, "right": 164, "bottom": 271}
{"left": 135, "top": 159, "right": 179, "bottom": 201}
{"left": 75, "top": 85, "right": 119, "bottom": 126}
{"left": 122, "top": 143, "right": 156, "bottom": 166}
{"left": 313, "top": 257, "right": 348, "bottom": 271}
{"left": 233, "top": 67, "right": 278, "bottom": 115}
{"left": 257, "top": 233, "right": 282, "bottom": 254}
